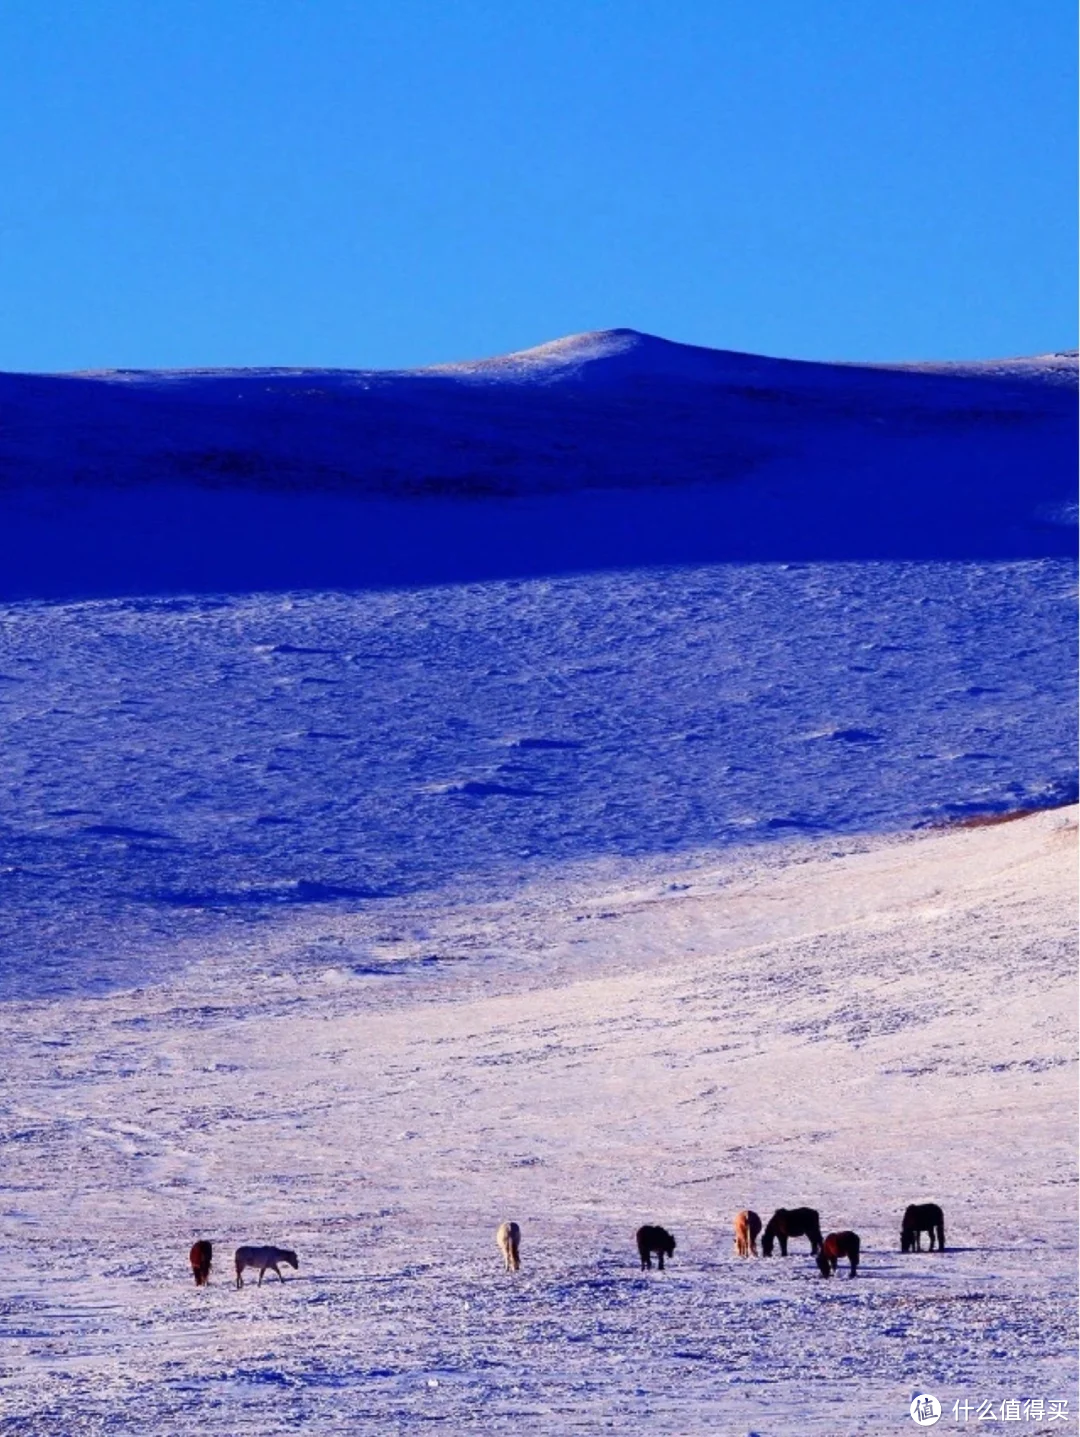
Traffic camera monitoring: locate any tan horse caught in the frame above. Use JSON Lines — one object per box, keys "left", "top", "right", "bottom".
{"left": 733, "top": 1210, "right": 762, "bottom": 1257}
{"left": 496, "top": 1221, "right": 521, "bottom": 1271}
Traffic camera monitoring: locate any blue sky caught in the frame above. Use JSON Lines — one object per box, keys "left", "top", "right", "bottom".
{"left": 0, "top": 1, "right": 1075, "bottom": 370}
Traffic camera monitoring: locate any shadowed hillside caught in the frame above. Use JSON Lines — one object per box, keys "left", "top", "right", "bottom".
{"left": 0, "top": 329, "right": 1074, "bottom": 597}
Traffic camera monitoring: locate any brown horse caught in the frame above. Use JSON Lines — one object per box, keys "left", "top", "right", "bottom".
{"left": 636, "top": 1225, "right": 676, "bottom": 1271}
{"left": 901, "top": 1203, "right": 945, "bottom": 1252}
{"left": 733, "top": 1210, "right": 762, "bottom": 1257}
{"left": 189, "top": 1239, "right": 213, "bottom": 1286}
{"left": 762, "top": 1207, "right": 823, "bottom": 1256}
{"left": 816, "top": 1231, "right": 860, "bottom": 1277}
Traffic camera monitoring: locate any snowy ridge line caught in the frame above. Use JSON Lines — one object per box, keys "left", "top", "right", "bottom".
{"left": 48, "top": 328, "right": 1078, "bottom": 387}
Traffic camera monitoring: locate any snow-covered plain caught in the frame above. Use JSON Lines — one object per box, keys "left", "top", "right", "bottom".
{"left": 0, "top": 332, "right": 1075, "bottom": 1433}
{"left": 0, "top": 810, "right": 1075, "bottom": 1433}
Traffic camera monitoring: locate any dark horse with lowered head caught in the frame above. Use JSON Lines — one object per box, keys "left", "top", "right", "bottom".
{"left": 901, "top": 1203, "right": 945, "bottom": 1252}
{"left": 762, "top": 1207, "right": 823, "bottom": 1256}
{"left": 816, "top": 1231, "right": 860, "bottom": 1278}
{"left": 189, "top": 1239, "right": 213, "bottom": 1286}
{"left": 636, "top": 1225, "right": 676, "bottom": 1271}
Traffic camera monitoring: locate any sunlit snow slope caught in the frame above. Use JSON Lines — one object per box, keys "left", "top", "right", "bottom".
{"left": 0, "top": 330, "right": 1075, "bottom": 598}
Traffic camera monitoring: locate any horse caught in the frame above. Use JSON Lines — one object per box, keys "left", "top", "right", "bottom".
{"left": 189, "top": 1239, "right": 213, "bottom": 1286}
{"left": 636, "top": 1225, "right": 676, "bottom": 1271}
{"left": 733, "top": 1210, "right": 762, "bottom": 1257}
{"left": 816, "top": 1231, "right": 860, "bottom": 1278}
{"left": 496, "top": 1220, "right": 521, "bottom": 1271}
{"left": 761, "top": 1207, "right": 823, "bottom": 1256}
{"left": 901, "top": 1203, "right": 945, "bottom": 1252}
{"left": 234, "top": 1244, "right": 299, "bottom": 1288}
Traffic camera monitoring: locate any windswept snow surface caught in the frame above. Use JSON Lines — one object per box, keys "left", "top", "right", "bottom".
{"left": 0, "top": 809, "right": 1075, "bottom": 1434}
{"left": 0, "top": 561, "right": 1074, "bottom": 999}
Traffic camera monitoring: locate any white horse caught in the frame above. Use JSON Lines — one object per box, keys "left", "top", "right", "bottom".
{"left": 496, "top": 1221, "right": 521, "bottom": 1271}
{"left": 234, "top": 1244, "right": 299, "bottom": 1288}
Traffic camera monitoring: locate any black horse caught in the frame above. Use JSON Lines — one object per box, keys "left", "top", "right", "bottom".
{"left": 816, "top": 1231, "right": 860, "bottom": 1278}
{"left": 761, "top": 1207, "right": 823, "bottom": 1256}
{"left": 901, "top": 1203, "right": 945, "bottom": 1252}
{"left": 636, "top": 1225, "right": 676, "bottom": 1271}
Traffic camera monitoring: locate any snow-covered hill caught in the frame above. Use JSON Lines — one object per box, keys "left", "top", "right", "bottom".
{"left": 0, "top": 330, "right": 1075, "bottom": 1434}
{"left": 0, "top": 330, "right": 1074, "bottom": 598}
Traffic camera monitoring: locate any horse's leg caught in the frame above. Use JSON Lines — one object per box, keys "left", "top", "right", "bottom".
{"left": 274, "top": 1263, "right": 284, "bottom": 1281}
{"left": 657, "top": 1252, "right": 664, "bottom": 1271}
{"left": 779, "top": 1236, "right": 787, "bottom": 1257}
{"left": 258, "top": 1266, "right": 265, "bottom": 1286}
{"left": 937, "top": 1222, "right": 945, "bottom": 1252}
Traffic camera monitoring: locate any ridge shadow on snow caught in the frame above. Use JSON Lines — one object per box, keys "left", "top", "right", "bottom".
{"left": 0, "top": 329, "right": 1075, "bottom": 598}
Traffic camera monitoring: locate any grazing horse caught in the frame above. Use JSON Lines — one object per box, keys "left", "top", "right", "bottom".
{"left": 816, "top": 1231, "right": 860, "bottom": 1278}
{"left": 189, "top": 1239, "right": 213, "bottom": 1286}
{"left": 762, "top": 1207, "right": 823, "bottom": 1256}
{"left": 234, "top": 1244, "right": 299, "bottom": 1288}
{"left": 496, "top": 1220, "right": 521, "bottom": 1272}
{"left": 733, "top": 1210, "right": 762, "bottom": 1258}
{"left": 901, "top": 1203, "right": 945, "bottom": 1253}
{"left": 636, "top": 1225, "right": 676, "bottom": 1271}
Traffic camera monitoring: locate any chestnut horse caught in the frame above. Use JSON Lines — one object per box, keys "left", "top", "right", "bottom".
{"left": 901, "top": 1203, "right": 945, "bottom": 1252}
{"left": 762, "top": 1207, "right": 823, "bottom": 1256}
{"left": 816, "top": 1231, "right": 860, "bottom": 1277}
{"left": 733, "top": 1210, "right": 762, "bottom": 1257}
{"left": 189, "top": 1239, "right": 213, "bottom": 1286}
{"left": 636, "top": 1225, "right": 676, "bottom": 1270}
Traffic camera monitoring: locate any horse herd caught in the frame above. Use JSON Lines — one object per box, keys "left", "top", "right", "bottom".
{"left": 637, "top": 1201, "right": 943, "bottom": 1280}
{"left": 188, "top": 1204, "right": 944, "bottom": 1288}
